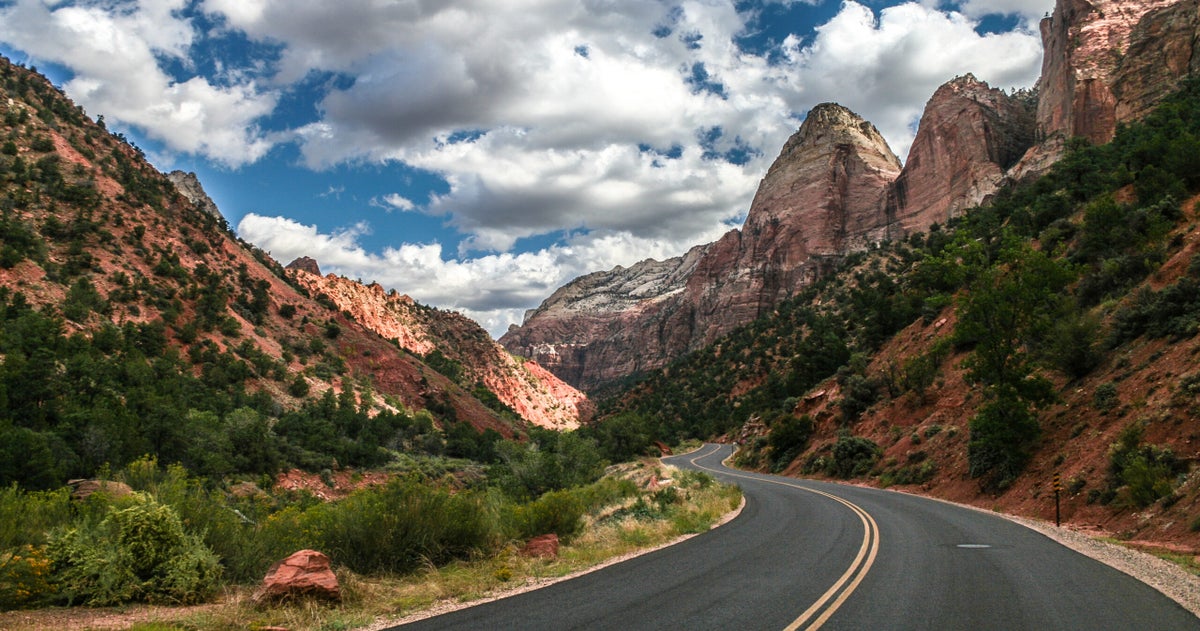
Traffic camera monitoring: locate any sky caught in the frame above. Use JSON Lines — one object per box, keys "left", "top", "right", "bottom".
{"left": 0, "top": 0, "right": 1054, "bottom": 337}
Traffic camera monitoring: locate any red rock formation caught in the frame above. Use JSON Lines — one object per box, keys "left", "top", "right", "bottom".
{"left": 285, "top": 255, "right": 322, "bottom": 277}
{"left": 886, "top": 74, "right": 1036, "bottom": 229}
{"left": 290, "top": 268, "right": 591, "bottom": 429}
{"left": 521, "top": 533, "right": 559, "bottom": 558}
{"left": 254, "top": 550, "right": 340, "bottom": 603}
{"left": 1017, "top": 0, "right": 1196, "bottom": 178}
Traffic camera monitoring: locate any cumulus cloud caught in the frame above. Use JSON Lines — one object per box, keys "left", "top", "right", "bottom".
{"left": 781, "top": 1, "right": 1044, "bottom": 159}
{"left": 0, "top": 0, "right": 277, "bottom": 166}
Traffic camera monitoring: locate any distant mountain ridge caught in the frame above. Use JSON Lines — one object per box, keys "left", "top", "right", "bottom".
{"left": 501, "top": 0, "right": 1200, "bottom": 392}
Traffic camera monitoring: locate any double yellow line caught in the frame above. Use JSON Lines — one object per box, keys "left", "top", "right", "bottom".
{"left": 679, "top": 445, "right": 881, "bottom": 631}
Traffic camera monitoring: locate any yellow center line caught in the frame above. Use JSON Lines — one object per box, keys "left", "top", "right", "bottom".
{"left": 674, "top": 444, "right": 881, "bottom": 631}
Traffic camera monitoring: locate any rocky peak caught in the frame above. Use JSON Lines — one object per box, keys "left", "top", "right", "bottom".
{"left": 502, "top": 104, "right": 905, "bottom": 389}
{"left": 885, "top": 74, "right": 1036, "bottom": 230}
{"left": 285, "top": 256, "right": 322, "bottom": 276}
{"left": 166, "top": 171, "right": 222, "bottom": 220}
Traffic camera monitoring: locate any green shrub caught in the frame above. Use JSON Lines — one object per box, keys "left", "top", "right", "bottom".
{"left": 767, "top": 414, "right": 814, "bottom": 472}
{"left": 300, "top": 479, "right": 497, "bottom": 575}
{"left": 968, "top": 394, "right": 1040, "bottom": 491}
{"left": 47, "top": 493, "right": 221, "bottom": 606}
{"left": 1093, "top": 382, "right": 1119, "bottom": 412}
{"left": 827, "top": 434, "right": 881, "bottom": 479}
{"left": 1106, "top": 424, "right": 1184, "bottom": 508}
{"left": 514, "top": 489, "right": 586, "bottom": 541}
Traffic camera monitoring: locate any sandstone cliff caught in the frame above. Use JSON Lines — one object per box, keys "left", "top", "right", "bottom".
{"left": 886, "top": 74, "right": 1036, "bottom": 230}
{"left": 502, "top": 105, "right": 906, "bottom": 389}
{"left": 687, "top": 104, "right": 902, "bottom": 344}
{"left": 1017, "top": 0, "right": 1199, "bottom": 178}
{"left": 289, "top": 266, "right": 591, "bottom": 429}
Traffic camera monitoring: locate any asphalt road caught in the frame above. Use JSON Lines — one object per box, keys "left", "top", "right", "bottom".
{"left": 391, "top": 443, "right": 1199, "bottom": 630}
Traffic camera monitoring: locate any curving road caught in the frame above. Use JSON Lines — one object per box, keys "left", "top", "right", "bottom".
{"left": 391, "top": 443, "right": 1198, "bottom": 630}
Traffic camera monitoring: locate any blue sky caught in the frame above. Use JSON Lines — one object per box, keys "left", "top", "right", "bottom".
{"left": 0, "top": 0, "right": 1053, "bottom": 336}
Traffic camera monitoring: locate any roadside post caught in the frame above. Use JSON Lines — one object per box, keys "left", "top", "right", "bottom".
{"left": 1052, "top": 472, "right": 1062, "bottom": 527}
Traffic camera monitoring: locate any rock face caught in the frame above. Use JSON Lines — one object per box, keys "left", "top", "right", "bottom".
{"left": 886, "top": 74, "right": 1037, "bottom": 229}
{"left": 500, "top": 245, "right": 710, "bottom": 386}
{"left": 686, "top": 104, "right": 902, "bottom": 344}
{"left": 1018, "top": 0, "right": 1198, "bottom": 177}
{"left": 503, "top": 105, "right": 905, "bottom": 389}
{"left": 254, "top": 549, "right": 340, "bottom": 603}
{"left": 503, "top": 0, "right": 1200, "bottom": 392}
{"left": 289, "top": 266, "right": 591, "bottom": 429}
{"left": 166, "top": 171, "right": 222, "bottom": 220}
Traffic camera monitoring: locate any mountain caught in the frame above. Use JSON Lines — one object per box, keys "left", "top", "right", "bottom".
{"left": 285, "top": 264, "right": 591, "bottom": 429}
{"left": 503, "top": 0, "right": 1199, "bottom": 392}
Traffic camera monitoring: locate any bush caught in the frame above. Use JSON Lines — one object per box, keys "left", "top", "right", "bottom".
{"left": 299, "top": 478, "right": 497, "bottom": 575}
{"left": 767, "top": 414, "right": 814, "bottom": 472}
{"left": 513, "top": 489, "right": 586, "bottom": 541}
{"left": 47, "top": 493, "right": 221, "bottom": 605}
{"left": 827, "top": 434, "right": 881, "bottom": 479}
{"left": 968, "top": 394, "right": 1040, "bottom": 491}
{"left": 1106, "top": 424, "right": 1184, "bottom": 508}
{"left": 1093, "top": 382, "right": 1119, "bottom": 412}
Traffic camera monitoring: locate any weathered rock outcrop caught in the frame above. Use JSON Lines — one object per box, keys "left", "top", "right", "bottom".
{"left": 1017, "top": 0, "right": 1198, "bottom": 178}
{"left": 289, "top": 265, "right": 590, "bottom": 429}
{"left": 886, "top": 74, "right": 1037, "bottom": 229}
{"left": 254, "top": 549, "right": 340, "bottom": 603}
{"left": 285, "top": 256, "right": 321, "bottom": 276}
{"left": 500, "top": 244, "right": 710, "bottom": 386}
{"left": 166, "top": 171, "right": 222, "bottom": 220}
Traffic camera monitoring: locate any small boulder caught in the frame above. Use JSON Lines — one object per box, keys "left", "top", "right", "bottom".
{"left": 254, "top": 549, "right": 340, "bottom": 603}
{"left": 521, "top": 534, "right": 559, "bottom": 559}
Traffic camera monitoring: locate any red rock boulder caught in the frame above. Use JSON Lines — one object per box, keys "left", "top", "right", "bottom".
{"left": 521, "top": 534, "right": 559, "bottom": 559}
{"left": 254, "top": 549, "right": 341, "bottom": 603}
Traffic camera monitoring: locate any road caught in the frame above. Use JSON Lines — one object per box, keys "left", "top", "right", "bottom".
{"left": 391, "top": 443, "right": 1199, "bottom": 630}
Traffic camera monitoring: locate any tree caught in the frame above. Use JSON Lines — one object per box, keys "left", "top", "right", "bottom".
{"left": 956, "top": 235, "right": 1073, "bottom": 489}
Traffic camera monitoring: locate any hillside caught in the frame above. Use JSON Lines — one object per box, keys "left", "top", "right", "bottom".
{"left": 600, "top": 77, "right": 1200, "bottom": 548}
{"left": 0, "top": 55, "right": 549, "bottom": 489}
{"left": 285, "top": 263, "right": 591, "bottom": 430}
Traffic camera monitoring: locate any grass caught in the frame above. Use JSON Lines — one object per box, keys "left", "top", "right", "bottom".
{"left": 2, "top": 461, "right": 741, "bottom": 631}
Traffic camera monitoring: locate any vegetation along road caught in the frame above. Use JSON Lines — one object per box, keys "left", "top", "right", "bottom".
{"left": 393, "top": 444, "right": 1199, "bottom": 630}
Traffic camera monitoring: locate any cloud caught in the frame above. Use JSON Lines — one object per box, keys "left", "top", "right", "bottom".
{"left": 779, "top": 1, "right": 1045, "bottom": 159}
{"left": 0, "top": 0, "right": 277, "bottom": 166}
{"left": 1, "top": 0, "right": 1050, "bottom": 330}
{"left": 375, "top": 194, "right": 417, "bottom": 212}
{"left": 238, "top": 213, "right": 731, "bottom": 337}
{"left": 207, "top": 0, "right": 1044, "bottom": 256}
